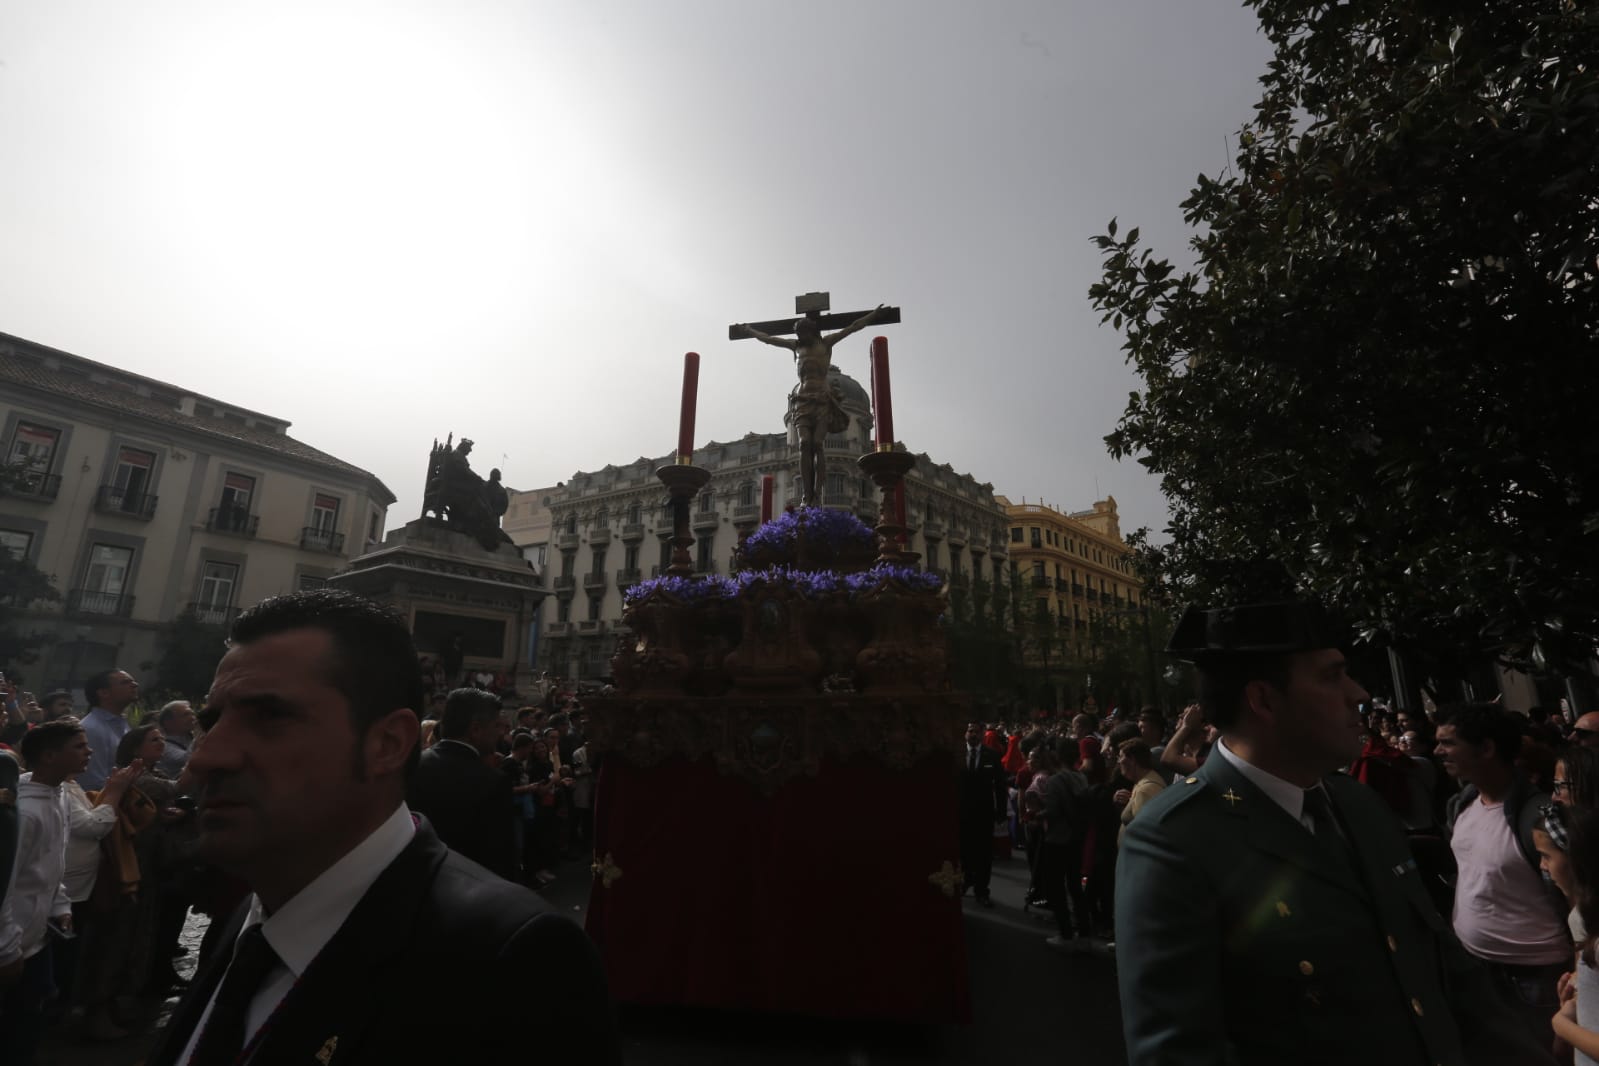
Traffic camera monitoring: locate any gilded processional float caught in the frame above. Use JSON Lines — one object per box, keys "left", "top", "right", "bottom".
{"left": 582, "top": 294, "right": 972, "bottom": 1022}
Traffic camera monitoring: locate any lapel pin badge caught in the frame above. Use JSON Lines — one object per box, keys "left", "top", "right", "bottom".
{"left": 316, "top": 1036, "right": 338, "bottom": 1064}
{"left": 1391, "top": 858, "right": 1418, "bottom": 877}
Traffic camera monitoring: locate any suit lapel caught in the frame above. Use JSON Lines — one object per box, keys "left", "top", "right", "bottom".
{"left": 145, "top": 904, "right": 250, "bottom": 1066}
{"left": 244, "top": 820, "right": 448, "bottom": 1065}
{"left": 1199, "top": 757, "right": 1370, "bottom": 901}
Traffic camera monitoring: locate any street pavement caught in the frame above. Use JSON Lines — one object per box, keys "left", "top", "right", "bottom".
{"left": 39, "top": 848, "right": 1127, "bottom": 1065}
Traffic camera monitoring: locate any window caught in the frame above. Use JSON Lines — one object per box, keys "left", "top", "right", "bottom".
{"left": 556, "top": 598, "right": 570, "bottom": 623}
{"left": 624, "top": 544, "right": 639, "bottom": 570}
{"left": 564, "top": 513, "right": 577, "bottom": 535}
{"left": 110, "top": 447, "right": 156, "bottom": 508}
{"left": 1032, "top": 562, "right": 1045, "bottom": 580}
{"left": 0, "top": 529, "right": 31, "bottom": 559}
{"left": 626, "top": 502, "right": 641, "bottom": 525}
{"left": 826, "top": 473, "right": 846, "bottom": 499}
{"left": 368, "top": 512, "right": 382, "bottom": 545}
{"left": 1010, "top": 527, "right": 1022, "bottom": 543}
{"left": 8, "top": 422, "right": 58, "bottom": 475}
{"left": 297, "top": 574, "right": 327, "bottom": 591}
{"left": 221, "top": 472, "right": 255, "bottom": 513}
{"left": 1030, "top": 527, "right": 1041, "bottom": 548}
{"left": 80, "top": 543, "right": 133, "bottom": 614}
{"left": 658, "top": 539, "right": 672, "bottom": 572}
{"left": 560, "top": 551, "right": 575, "bottom": 578}
{"left": 696, "top": 537, "right": 714, "bottom": 572}
{"left": 699, "top": 491, "right": 716, "bottom": 513}
{"left": 196, "top": 561, "right": 239, "bottom": 623}
{"left": 925, "top": 541, "right": 939, "bottom": 568}
{"left": 311, "top": 493, "right": 340, "bottom": 533}
{"left": 587, "top": 596, "right": 601, "bottom": 621}
{"left": 738, "top": 482, "right": 755, "bottom": 507}
{"left": 950, "top": 547, "right": 962, "bottom": 575}
{"left": 591, "top": 548, "right": 607, "bottom": 576}
{"left": 596, "top": 508, "right": 609, "bottom": 528}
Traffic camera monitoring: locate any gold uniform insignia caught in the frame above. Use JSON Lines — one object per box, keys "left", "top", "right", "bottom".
{"left": 316, "top": 1036, "right": 338, "bottom": 1063}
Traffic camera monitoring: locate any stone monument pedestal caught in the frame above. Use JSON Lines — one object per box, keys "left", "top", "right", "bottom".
{"left": 330, "top": 519, "right": 544, "bottom": 696}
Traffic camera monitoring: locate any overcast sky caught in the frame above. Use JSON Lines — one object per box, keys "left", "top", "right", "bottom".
{"left": 0, "top": 1, "right": 1272, "bottom": 538}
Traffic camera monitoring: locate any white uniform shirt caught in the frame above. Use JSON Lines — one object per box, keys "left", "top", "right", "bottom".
{"left": 0, "top": 777, "right": 71, "bottom": 965}
{"left": 177, "top": 804, "right": 416, "bottom": 1065}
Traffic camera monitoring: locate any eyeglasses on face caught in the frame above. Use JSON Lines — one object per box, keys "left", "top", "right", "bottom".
{"left": 1553, "top": 780, "right": 1573, "bottom": 794}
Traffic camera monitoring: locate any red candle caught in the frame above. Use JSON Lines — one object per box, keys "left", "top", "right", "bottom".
{"left": 870, "top": 337, "right": 893, "bottom": 446}
{"left": 678, "top": 352, "right": 700, "bottom": 461}
{"left": 760, "top": 474, "right": 774, "bottom": 523}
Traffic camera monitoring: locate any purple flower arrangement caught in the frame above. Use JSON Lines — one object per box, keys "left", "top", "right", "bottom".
{"left": 623, "top": 573, "right": 737, "bottom": 606}
{"left": 740, "top": 506, "right": 876, "bottom": 566}
{"left": 624, "top": 562, "right": 942, "bottom": 607}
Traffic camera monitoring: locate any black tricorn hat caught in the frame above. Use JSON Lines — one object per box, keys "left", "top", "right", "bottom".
{"left": 1166, "top": 601, "right": 1349, "bottom": 661}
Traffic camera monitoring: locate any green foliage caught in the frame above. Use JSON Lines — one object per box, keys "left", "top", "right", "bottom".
{"left": 0, "top": 547, "right": 60, "bottom": 669}
{"left": 1090, "top": 0, "right": 1599, "bottom": 671}
{"left": 153, "top": 610, "right": 229, "bottom": 702}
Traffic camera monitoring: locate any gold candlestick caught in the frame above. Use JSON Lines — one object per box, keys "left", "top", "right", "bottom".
{"left": 656, "top": 462, "right": 713, "bottom": 577}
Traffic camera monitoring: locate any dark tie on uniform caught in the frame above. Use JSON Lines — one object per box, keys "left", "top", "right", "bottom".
{"left": 1302, "top": 785, "right": 1353, "bottom": 863}
{"left": 187, "top": 925, "right": 281, "bottom": 1066}
{"left": 969, "top": 747, "right": 979, "bottom": 771}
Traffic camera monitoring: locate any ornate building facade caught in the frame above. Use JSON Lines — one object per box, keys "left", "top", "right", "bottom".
{"left": 0, "top": 332, "right": 393, "bottom": 699}
{"left": 997, "top": 495, "right": 1143, "bottom": 652}
{"left": 511, "top": 368, "right": 1012, "bottom": 680}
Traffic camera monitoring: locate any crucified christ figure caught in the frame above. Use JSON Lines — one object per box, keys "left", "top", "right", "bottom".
{"left": 733, "top": 304, "right": 884, "bottom": 507}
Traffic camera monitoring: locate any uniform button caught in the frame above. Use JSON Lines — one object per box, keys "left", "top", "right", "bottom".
{"left": 1298, "top": 960, "right": 1314, "bottom": 976}
{"left": 1411, "top": 998, "right": 1424, "bottom": 1017}
{"left": 1185, "top": 777, "right": 1197, "bottom": 784}
{"left": 1387, "top": 935, "right": 1398, "bottom": 952}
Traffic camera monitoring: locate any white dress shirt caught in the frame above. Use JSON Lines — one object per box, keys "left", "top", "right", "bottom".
{"left": 1214, "top": 737, "right": 1323, "bottom": 834}
{"left": 0, "top": 777, "right": 71, "bottom": 965}
{"left": 62, "top": 779, "right": 119, "bottom": 903}
{"left": 178, "top": 804, "right": 416, "bottom": 1065}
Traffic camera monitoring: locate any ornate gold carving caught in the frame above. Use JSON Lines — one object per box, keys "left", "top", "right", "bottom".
{"left": 928, "top": 861, "right": 964, "bottom": 898}
{"left": 591, "top": 852, "right": 623, "bottom": 888}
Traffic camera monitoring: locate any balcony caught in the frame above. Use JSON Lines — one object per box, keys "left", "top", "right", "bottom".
{"left": 68, "top": 588, "right": 135, "bottom": 618}
{"left": 95, "top": 484, "right": 157, "bottom": 520}
{"left": 617, "top": 567, "right": 643, "bottom": 588}
{"left": 621, "top": 522, "right": 646, "bottom": 541}
{"left": 546, "top": 621, "right": 573, "bottom": 638}
{"left": 577, "top": 620, "right": 609, "bottom": 636}
{"left": 692, "top": 511, "right": 720, "bottom": 531}
{"left": 583, "top": 572, "right": 608, "bottom": 591}
{"left": 589, "top": 527, "right": 611, "bottom": 546}
{"left": 557, "top": 532, "right": 581, "bottom": 550}
{"left": 208, "top": 507, "right": 259, "bottom": 538}
{"left": 300, "top": 527, "right": 346, "bottom": 554}
{"left": 188, "top": 602, "right": 239, "bottom": 628}
{"left": 2, "top": 472, "right": 62, "bottom": 502}
{"left": 921, "top": 521, "right": 945, "bottom": 540}
{"left": 1072, "top": 583, "right": 1085, "bottom": 597}
{"left": 733, "top": 503, "right": 759, "bottom": 520}
{"left": 1086, "top": 588, "right": 1100, "bottom": 603}
{"left": 553, "top": 575, "right": 577, "bottom": 597}
{"left": 821, "top": 492, "right": 852, "bottom": 508}
{"left": 1055, "top": 577, "right": 1069, "bottom": 592}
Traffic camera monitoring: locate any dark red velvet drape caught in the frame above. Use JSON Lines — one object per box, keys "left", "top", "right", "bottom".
{"left": 586, "top": 755, "right": 971, "bottom": 1023}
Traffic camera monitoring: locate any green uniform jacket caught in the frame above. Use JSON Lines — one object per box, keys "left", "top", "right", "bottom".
{"left": 1115, "top": 752, "right": 1546, "bottom": 1066}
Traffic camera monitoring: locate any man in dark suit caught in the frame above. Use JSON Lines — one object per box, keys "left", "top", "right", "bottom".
{"left": 1115, "top": 601, "right": 1546, "bottom": 1066}
{"left": 958, "top": 721, "right": 1007, "bottom": 907}
{"left": 407, "top": 687, "right": 517, "bottom": 880}
{"left": 145, "top": 589, "right": 619, "bottom": 1066}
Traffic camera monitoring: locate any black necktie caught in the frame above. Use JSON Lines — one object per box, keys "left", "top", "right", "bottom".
{"left": 969, "top": 747, "right": 979, "bottom": 771}
{"left": 188, "top": 925, "right": 282, "bottom": 1066}
{"left": 1302, "top": 786, "right": 1352, "bottom": 863}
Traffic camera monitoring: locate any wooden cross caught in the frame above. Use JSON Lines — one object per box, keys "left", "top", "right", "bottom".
{"left": 727, "top": 291, "right": 901, "bottom": 341}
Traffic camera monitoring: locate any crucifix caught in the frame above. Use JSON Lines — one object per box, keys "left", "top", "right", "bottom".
{"left": 730, "top": 292, "right": 901, "bottom": 507}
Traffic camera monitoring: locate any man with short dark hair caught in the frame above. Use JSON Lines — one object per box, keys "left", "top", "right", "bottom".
{"left": 1436, "top": 703, "right": 1568, "bottom": 1054}
{"left": 0, "top": 719, "right": 84, "bottom": 1065}
{"left": 406, "top": 687, "right": 518, "bottom": 881}
{"left": 145, "top": 590, "right": 618, "bottom": 1066}
{"left": 1116, "top": 601, "right": 1543, "bottom": 1066}
{"left": 958, "top": 721, "right": 1006, "bottom": 909}
{"left": 39, "top": 692, "right": 73, "bottom": 722}
{"left": 79, "top": 669, "right": 138, "bottom": 790}
{"left": 1569, "top": 710, "right": 1599, "bottom": 750}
